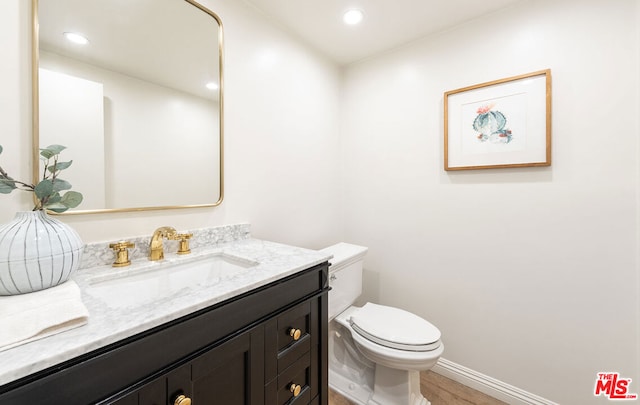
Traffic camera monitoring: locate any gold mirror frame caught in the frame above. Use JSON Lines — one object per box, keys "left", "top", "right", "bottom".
{"left": 31, "top": 0, "right": 224, "bottom": 214}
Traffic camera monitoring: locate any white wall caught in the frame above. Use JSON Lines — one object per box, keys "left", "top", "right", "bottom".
{"left": 637, "top": 0, "right": 640, "bottom": 400}
{"left": 0, "top": 0, "right": 343, "bottom": 250}
{"left": 341, "top": 0, "right": 639, "bottom": 403}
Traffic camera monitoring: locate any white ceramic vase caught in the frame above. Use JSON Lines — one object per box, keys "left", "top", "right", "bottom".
{"left": 0, "top": 211, "right": 84, "bottom": 295}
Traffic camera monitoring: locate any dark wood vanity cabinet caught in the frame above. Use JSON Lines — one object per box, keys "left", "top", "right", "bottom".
{"left": 111, "top": 326, "right": 265, "bottom": 405}
{"left": 0, "top": 263, "right": 329, "bottom": 405}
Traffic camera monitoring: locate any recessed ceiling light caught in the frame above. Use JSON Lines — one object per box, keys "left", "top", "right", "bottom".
{"left": 206, "top": 82, "right": 219, "bottom": 90}
{"left": 63, "top": 32, "right": 89, "bottom": 45}
{"left": 343, "top": 9, "right": 364, "bottom": 25}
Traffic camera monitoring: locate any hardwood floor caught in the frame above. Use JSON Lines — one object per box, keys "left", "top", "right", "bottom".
{"left": 328, "top": 370, "right": 508, "bottom": 405}
{"left": 329, "top": 389, "right": 356, "bottom": 405}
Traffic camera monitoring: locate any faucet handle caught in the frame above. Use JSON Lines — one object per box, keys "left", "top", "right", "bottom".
{"left": 109, "top": 241, "right": 135, "bottom": 267}
{"left": 176, "top": 233, "right": 193, "bottom": 255}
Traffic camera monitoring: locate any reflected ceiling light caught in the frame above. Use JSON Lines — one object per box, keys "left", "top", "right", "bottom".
{"left": 63, "top": 32, "right": 89, "bottom": 45}
{"left": 206, "top": 82, "right": 219, "bottom": 90}
{"left": 343, "top": 9, "right": 364, "bottom": 25}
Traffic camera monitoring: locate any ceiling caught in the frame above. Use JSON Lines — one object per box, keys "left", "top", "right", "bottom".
{"left": 243, "top": 0, "right": 525, "bottom": 65}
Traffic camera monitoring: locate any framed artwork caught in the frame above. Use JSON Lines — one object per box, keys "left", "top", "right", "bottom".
{"left": 444, "top": 69, "right": 551, "bottom": 171}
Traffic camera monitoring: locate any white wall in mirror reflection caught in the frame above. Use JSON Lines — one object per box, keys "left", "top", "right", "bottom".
{"left": 39, "top": 68, "right": 106, "bottom": 209}
{"left": 39, "top": 51, "right": 220, "bottom": 210}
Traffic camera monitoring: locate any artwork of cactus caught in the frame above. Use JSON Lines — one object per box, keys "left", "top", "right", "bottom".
{"left": 473, "top": 103, "right": 513, "bottom": 144}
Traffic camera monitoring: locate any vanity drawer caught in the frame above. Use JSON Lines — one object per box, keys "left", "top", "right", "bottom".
{"left": 277, "top": 301, "right": 312, "bottom": 371}
{"left": 266, "top": 351, "right": 312, "bottom": 405}
{"left": 265, "top": 296, "right": 321, "bottom": 404}
{"left": 277, "top": 301, "right": 311, "bottom": 352}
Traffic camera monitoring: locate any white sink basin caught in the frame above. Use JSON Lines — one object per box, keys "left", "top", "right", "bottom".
{"left": 86, "top": 253, "right": 258, "bottom": 308}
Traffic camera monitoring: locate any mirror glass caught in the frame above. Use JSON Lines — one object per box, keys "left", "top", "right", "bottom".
{"left": 33, "top": 0, "right": 224, "bottom": 214}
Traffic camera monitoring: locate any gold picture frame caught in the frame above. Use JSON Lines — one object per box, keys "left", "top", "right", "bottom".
{"left": 444, "top": 69, "right": 551, "bottom": 171}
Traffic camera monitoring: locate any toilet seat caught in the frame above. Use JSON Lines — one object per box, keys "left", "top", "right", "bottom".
{"left": 350, "top": 303, "right": 441, "bottom": 352}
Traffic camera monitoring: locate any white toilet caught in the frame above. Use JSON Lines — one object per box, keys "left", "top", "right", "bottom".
{"left": 320, "top": 243, "right": 444, "bottom": 405}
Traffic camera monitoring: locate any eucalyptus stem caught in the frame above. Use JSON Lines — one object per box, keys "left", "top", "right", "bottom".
{"left": 12, "top": 181, "right": 35, "bottom": 191}
{"left": 0, "top": 164, "right": 35, "bottom": 191}
{"left": 41, "top": 162, "right": 47, "bottom": 181}
{"left": 50, "top": 155, "right": 59, "bottom": 183}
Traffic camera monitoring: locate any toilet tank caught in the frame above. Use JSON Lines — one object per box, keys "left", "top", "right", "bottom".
{"left": 319, "top": 243, "right": 368, "bottom": 320}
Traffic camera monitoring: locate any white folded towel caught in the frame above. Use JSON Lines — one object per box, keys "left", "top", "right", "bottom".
{"left": 0, "top": 281, "right": 89, "bottom": 352}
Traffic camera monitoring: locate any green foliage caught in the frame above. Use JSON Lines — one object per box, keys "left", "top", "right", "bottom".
{"left": 0, "top": 146, "right": 17, "bottom": 194}
{"left": 39, "top": 144, "right": 66, "bottom": 159}
{"left": 0, "top": 144, "right": 83, "bottom": 213}
{"left": 0, "top": 179, "right": 16, "bottom": 194}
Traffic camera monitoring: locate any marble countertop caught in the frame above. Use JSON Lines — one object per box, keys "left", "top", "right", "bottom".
{"left": 0, "top": 238, "right": 331, "bottom": 386}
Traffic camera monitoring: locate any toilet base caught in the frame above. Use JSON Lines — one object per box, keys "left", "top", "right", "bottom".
{"left": 370, "top": 365, "right": 429, "bottom": 405}
{"left": 330, "top": 368, "right": 374, "bottom": 405}
{"left": 329, "top": 322, "right": 375, "bottom": 404}
{"left": 330, "top": 365, "right": 430, "bottom": 405}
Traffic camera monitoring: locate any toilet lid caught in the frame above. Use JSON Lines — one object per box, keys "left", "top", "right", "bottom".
{"left": 350, "top": 303, "right": 441, "bottom": 352}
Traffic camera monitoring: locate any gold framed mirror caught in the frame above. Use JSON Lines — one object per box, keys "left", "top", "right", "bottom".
{"left": 32, "top": 0, "right": 224, "bottom": 214}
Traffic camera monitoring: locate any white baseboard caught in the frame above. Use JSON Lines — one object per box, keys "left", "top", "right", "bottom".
{"left": 431, "top": 358, "right": 558, "bottom": 405}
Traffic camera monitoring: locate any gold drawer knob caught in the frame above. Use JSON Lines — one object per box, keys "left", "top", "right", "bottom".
{"left": 174, "top": 394, "right": 192, "bottom": 405}
{"left": 288, "top": 328, "right": 302, "bottom": 341}
{"left": 289, "top": 383, "right": 302, "bottom": 397}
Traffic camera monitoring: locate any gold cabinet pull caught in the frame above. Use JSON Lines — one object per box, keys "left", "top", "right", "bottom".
{"left": 108, "top": 241, "right": 135, "bottom": 267}
{"left": 289, "top": 383, "right": 302, "bottom": 397}
{"left": 288, "top": 328, "right": 302, "bottom": 341}
{"left": 176, "top": 233, "right": 193, "bottom": 255}
{"left": 174, "top": 394, "right": 192, "bottom": 405}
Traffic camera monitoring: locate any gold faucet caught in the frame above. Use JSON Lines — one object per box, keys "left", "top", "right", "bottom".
{"left": 149, "top": 226, "right": 179, "bottom": 261}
